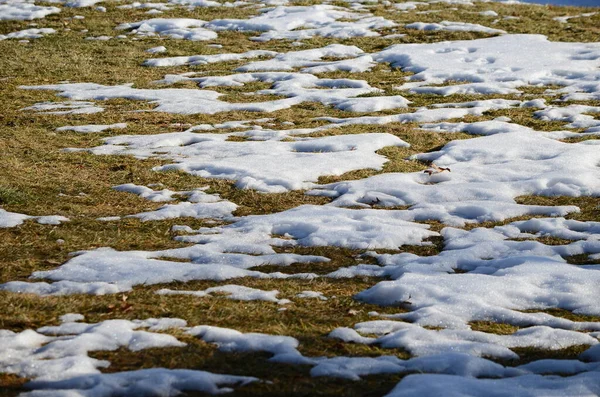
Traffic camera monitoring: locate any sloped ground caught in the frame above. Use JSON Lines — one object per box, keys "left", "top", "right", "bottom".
{"left": 1, "top": 0, "right": 600, "bottom": 395}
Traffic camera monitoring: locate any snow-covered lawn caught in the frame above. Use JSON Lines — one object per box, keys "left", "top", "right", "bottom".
{"left": 1, "top": 0, "right": 600, "bottom": 395}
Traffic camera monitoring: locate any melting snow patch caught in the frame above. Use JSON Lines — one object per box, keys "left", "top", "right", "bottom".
{"left": 112, "top": 184, "right": 237, "bottom": 221}
{"left": 0, "top": 318, "right": 187, "bottom": 384}
{"left": 405, "top": 21, "right": 505, "bottom": 34}
{"left": 157, "top": 284, "right": 290, "bottom": 304}
{"left": 176, "top": 205, "right": 438, "bottom": 250}
{"left": 118, "top": 2, "right": 172, "bottom": 11}
{"left": 146, "top": 45, "right": 167, "bottom": 53}
{"left": 4, "top": 246, "right": 321, "bottom": 294}
{"left": 22, "top": 101, "right": 103, "bottom": 114}
{"left": 116, "top": 18, "right": 217, "bottom": 40}
{"left": 373, "top": 34, "right": 600, "bottom": 98}
{"left": 553, "top": 12, "right": 596, "bottom": 24}
{"left": 144, "top": 48, "right": 277, "bottom": 67}
{"left": 309, "top": 130, "right": 599, "bottom": 226}
{"left": 0, "top": 3, "right": 60, "bottom": 20}
{"left": 69, "top": 131, "right": 408, "bottom": 192}
{"left": 385, "top": 372, "right": 600, "bottom": 397}
{"left": 205, "top": 5, "right": 395, "bottom": 41}
{"left": 0, "top": 28, "right": 55, "bottom": 40}
{"left": 354, "top": 224, "right": 600, "bottom": 330}
{"left": 419, "top": 119, "right": 600, "bottom": 140}
{"left": 333, "top": 321, "right": 598, "bottom": 359}
{"left": 0, "top": 209, "right": 69, "bottom": 228}
{"left": 296, "top": 290, "right": 328, "bottom": 300}
{"left": 188, "top": 325, "right": 307, "bottom": 363}
{"left": 56, "top": 123, "right": 127, "bottom": 133}
{"left": 0, "top": 280, "right": 130, "bottom": 296}
{"left": 46, "top": 0, "right": 105, "bottom": 7}
{"left": 2, "top": 205, "right": 438, "bottom": 294}
{"left": 24, "top": 368, "right": 258, "bottom": 396}
{"left": 22, "top": 75, "right": 409, "bottom": 114}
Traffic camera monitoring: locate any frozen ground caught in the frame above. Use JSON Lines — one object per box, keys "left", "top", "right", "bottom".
{"left": 1, "top": 0, "right": 600, "bottom": 395}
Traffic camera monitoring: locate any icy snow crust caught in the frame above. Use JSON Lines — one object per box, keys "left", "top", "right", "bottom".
{"left": 5, "top": 4, "right": 600, "bottom": 396}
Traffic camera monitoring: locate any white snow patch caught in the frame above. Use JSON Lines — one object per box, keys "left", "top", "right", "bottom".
{"left": 373, "top": 34, "right": 600, "bottom": 98}
{"left": 553, "top": 12, "right": 596, "bottom": 24}
{"left": 22, "top": 75, "right": 409, "bottom": 114}
{"left": 0, "top": 28, "right": 55, "bottom": 40}
{"left": 309, "top": 130, "right": 598, "bottom": 226}
{"left": 157, "top": 284, "right": 288, "bottom": 304}
{"left": 0, "top": 280, "right": 130, "bottom": 296}
{"left": 0, "top": 209, "right": 69, "bottom": 228}
{"left": 116, "top": 18, "right": 218, "bottom": 41}
{"left": 205, "top": 5, "right": 395, "bottom": 41}
{"left": 296, "top": 290, "right": 328, "bottom": 300}
{"left": 69, "top": 131, "right": 408, "bottom": 192}
{"left": 24, "top": 368, "right": 258, "bottom": 396}
{"left": 337, "top": 321, "right": 598, "bottom": 359}
{"left": 144, "top": 49, "right": 276, "bottom": 67}
{"left": 385, "top": 372, "right": 600, "bottom": 397}
{"left": 0, "top": 3, "right": 60, "bottom": 20}
{"left": 405, "top": 21, "right": 505, "bottom": 34}
{"left": 56, "top": 123, "right": 127, "bottom": 133}
{"left": 0, "top": 318, "right": 187, "bottom": 384}
{"left": 146, "top": 45, "right": 167, "bottom": 53}
{"left": 46, "top": 0, "right": 104, "bottom": 7}
{"left": 22, "top": 101, "right": 104, "bottom": 114}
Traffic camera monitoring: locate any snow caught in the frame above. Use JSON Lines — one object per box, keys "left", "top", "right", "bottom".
{"left": 534, "top": 104, "right": 600, "bottom": 131}
{"left": 419, "top": 119, "right": 600, "bottom": 140}
{"left": 0, "top": 318, "right": 188, "bottom": 385}
{"left": 332, "top": 321, "right": 598, "bottom": 359}
{"left": 296, "top": 290, "right": 327, "bottom": 300}
{"left": 405, "top": 21, "right": 505, "bottom": 34}
{"left": 354, "top": 229, "right": 600, "bottom": 330}
{"left": 113, "top": 184, "right": 238, "bottom": 221}
{"left": 22, "top": 101, "right": 104, "bottom": 114}
{"left": 118, "top": 2, "right": 172, "bottom": 11}
{"left": 2, "top": 205, "right": 438, "bottom": 294}
{"left": 189, "top": 325, "right": 310, "bottom": 362}
{"left": 46, "top": 0, "right": 104, "bottom": 7}
{"left": 22, "top": 75, "right": 410, "bottom": 114}
{"left": 56, "top": 123, "right": 127, "bottom": 133}
{"left": 0, "top": 3, "right": 60, "bottom": 20}
{"left": 0, "top": 28, "right": 55, "bottom": 40}
{"left": 85, "top": 35, "right": 112, "bottom": 40}
{"left": 157, "top": 284, "right": 289, "bottom": 304}
{"left": 394, "top": 2, "right": 428, "bottom": 10}
{"left": 373, "top": 34, "right": 600, "bottom": 98}
{"left": 24, "top": 368, "right": 258, "bottom": 396}
{"left": 553, "top": 12, "right": 596, "bottom": 23}
{"left": 309, "top": 130, "right": 599, "bottom": 226}
{"left": 385, "top": 372, "right": 600, "bottom": 397}
{"left": 145, "top": 49, "right": 277, "bottom": 67}
{"left": 68, "top": 131, "right": 408, "bottom": 193}
{"left": 2, "top": 240, "right": 322, "bottom": 294}
{"left": 177, "top": 205, "right": 438, "bottom": 250}
{"left": 116, "top": 18, "right": 218, "bottom": 41}
{"left": 0, "top": 280, "right": 131, "bottom": 295}
{"left": 0, "top": 209, "right": 69, "bottom": 228}
{"left": 146, "top": 45, "right": 167, "bottom": 53}
{"left": 205, "top": 5, "right": 395, "bottom": 41}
